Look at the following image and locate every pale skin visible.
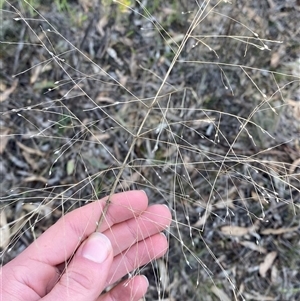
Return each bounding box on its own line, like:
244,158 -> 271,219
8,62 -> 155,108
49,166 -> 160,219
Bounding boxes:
0,190 -> 172,301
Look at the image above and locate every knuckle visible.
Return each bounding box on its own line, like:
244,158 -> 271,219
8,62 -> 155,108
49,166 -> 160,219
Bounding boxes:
59,268 -> 93,294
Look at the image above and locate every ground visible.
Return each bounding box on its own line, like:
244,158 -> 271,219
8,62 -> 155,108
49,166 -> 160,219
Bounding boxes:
1,1 -> 300,300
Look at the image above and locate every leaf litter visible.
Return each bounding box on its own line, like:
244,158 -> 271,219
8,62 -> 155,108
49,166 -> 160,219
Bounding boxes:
1,0 -> 300,300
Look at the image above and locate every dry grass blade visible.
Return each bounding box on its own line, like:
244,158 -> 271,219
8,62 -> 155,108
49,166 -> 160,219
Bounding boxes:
1,0 -> 300,300
0,80 -> 18,102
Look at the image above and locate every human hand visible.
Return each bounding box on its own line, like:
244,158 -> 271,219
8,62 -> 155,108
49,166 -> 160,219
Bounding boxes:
0,190 -> 171,301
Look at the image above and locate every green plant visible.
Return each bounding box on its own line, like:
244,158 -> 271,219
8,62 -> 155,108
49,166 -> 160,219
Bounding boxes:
54,0 -> 69,12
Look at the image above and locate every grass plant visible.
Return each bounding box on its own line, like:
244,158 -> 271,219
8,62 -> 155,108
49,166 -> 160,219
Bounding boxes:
1,0 -> 300,300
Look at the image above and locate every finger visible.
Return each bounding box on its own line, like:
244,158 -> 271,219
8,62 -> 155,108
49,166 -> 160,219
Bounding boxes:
106,233 -> 168,286
42,233 -> 113,301
97,276 -> 148,301
7,191 -> 148,299
104,204 -> 171,256
19,190 -> 148,266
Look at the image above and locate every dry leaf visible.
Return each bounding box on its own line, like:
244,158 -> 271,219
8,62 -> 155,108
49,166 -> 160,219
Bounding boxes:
289,158 -> 300,175
261,226 -> 299,235
22,151 -> 40,170
22,203 -> 51,217
89,133 -> 110,142
166,33 -> 185,45
10,213 -> 27,237
129,52 -> 137,77
0,210 -> 10,249
0,81 -> 6,92
162,7 -> 176,15
270,44 -> 286,68
266,0 -> 276,9
288,99 -> 300,119
215,199 -> 235,210
0,80 -> 18,102
259,251 -> 277,278
23,175 -> 48,184
107,48 -> 123,66
66,158 -> 75,176
193,212 -> 210,228
239,241 -> 267,253
271,265 -> 280,284
270,52 -> 281,68
95,95 -> 116,104
210,286 -> 231,301
115,69 -> 127,86
243,292 -> 275,301
251,191 -> 260,202
16,141 -> 44,157
96,15 -> 108,36
221,225 -> 256,237
193,204 -> 212,228
30,64 -> 43,84
0,128 -> 10,154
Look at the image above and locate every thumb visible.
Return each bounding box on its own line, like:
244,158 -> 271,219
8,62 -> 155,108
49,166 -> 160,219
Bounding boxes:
43,232 -> 113,301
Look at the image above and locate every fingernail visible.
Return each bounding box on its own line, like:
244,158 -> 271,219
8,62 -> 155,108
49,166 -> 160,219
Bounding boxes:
141,275 -> 149,287
160,232 -> 168,240
140,190 -> 147,196
162,204 -> 170,210
81,232 -> 112,263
